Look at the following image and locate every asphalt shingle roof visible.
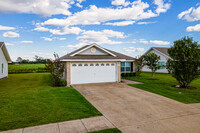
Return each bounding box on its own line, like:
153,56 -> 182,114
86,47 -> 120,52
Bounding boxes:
153,47 -> 169,56
60,44 -> 135,60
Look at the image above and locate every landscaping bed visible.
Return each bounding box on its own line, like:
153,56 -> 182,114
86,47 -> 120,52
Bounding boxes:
0,73 -> 101,131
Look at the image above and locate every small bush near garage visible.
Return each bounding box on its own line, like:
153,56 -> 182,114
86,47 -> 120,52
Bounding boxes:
121,72 -> 136,77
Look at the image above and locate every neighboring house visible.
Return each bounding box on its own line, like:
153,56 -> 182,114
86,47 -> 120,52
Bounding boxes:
60,43 -> 135,86
142,47 -> 170,73
0,42 -> 11,79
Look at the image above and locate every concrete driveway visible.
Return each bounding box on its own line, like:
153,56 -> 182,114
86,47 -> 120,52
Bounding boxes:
73,82 -> 200,133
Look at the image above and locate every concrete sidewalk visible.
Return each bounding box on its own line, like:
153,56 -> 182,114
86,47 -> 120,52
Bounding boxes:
1,116 -> 115,133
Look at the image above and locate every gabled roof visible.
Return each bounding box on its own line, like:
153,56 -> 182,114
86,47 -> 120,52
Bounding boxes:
144,47 -> 170,58
60,43 -> 135,61
0,42 -> 12,63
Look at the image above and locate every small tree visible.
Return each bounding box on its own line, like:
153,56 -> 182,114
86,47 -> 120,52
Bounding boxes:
135,55 -> 144,77
45,53 -> 65,86
166,37 -> 200,88
143,53 -> 161,79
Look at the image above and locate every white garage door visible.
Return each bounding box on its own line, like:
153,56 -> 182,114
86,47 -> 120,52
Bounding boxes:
71,62 -> 117,84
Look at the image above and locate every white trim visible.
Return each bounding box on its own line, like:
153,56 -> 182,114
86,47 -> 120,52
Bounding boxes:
70,43 -> 116,57
61,59 -> 134,62
0,43 -> 11,63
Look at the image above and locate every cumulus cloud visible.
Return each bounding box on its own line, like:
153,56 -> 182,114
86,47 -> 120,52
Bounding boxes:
3,31 -> 20,38
124,47 -> 144,54
104,20 -> 135,26
186,24 -> 200,32
111,0 -> 130,7
76,3 -> 83,8
132,39 -> 170,45
42,1 -> 160,27
41,37 -> 53,41
20,41 -> 33,44
137,21 -> 157,24
154,0 -> 171,14
49,26 -> 83,35
178,6 -> 200,22
65,29 -> 126,49
0,25 -> 15,30
34,26 -> 49,32
0,0 -> 73,17
149,40 -> 170,45
59,38 -> 67,40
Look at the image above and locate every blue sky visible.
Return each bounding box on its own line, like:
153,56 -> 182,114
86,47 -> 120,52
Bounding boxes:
0,0 -> 200,61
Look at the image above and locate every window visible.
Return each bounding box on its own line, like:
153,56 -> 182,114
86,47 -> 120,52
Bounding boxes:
121,62 -> 131,72
84,64 -> 88,66
90,64 -> 94,66
95,63 -> 99,66
2,64 -> 3,73
111,63 -> 115,66
158,62 -> 165,69
78,64 -> 82,66
106,63 -> 110,66
72,64 -> 76,66
101,63 -> 104,66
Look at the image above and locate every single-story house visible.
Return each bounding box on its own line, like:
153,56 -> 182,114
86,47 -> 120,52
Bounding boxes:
142,47 -> 170,73
60,43 -> 136,86
0,42 -> 11,79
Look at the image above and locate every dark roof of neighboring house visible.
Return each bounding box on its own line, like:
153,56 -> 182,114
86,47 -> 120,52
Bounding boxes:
60,44 -> 135,61
152,47 -> 169,56
0,42 -> 3,48
0,42 -> 12,63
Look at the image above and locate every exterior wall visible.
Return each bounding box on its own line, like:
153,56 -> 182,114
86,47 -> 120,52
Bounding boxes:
142,49 -> 169,73
0,48 -> 8,79
66,62 -> 71,87
117,61 -> 121,82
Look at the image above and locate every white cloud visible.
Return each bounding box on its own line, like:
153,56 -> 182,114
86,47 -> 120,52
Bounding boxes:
20,41 -> 33,44
0,25 -> 15,30
105,20 -> 135,26
111,0 -> 130,7
34,26 -> 49,32
5,43 -> 14,46
149,40 -> 170,45
178,6 -> 200,22
124,47 -> 144,54
65,29 -> 126,49
154,0 -> 171,14
76,3 -> 83,8
0,0 -> 73,17
3,31 -> 20,38
41,37 -> 53,41
77,0 -> 85,3
186,24 -> 200,32
49,26 -> 83,35
59,38 -> 67,40
42,1 -> 160,27
137,21 -> 157,24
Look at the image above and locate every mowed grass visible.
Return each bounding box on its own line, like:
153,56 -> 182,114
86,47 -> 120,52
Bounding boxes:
8,64 -> 45,70
124,72 -> 200,104
0,73 -> 101,131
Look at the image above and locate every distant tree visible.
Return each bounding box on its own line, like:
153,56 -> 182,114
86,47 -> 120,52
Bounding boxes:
34,55 -> 47,64
21,59 -> 29,64
45,53 -> 65,86
144,53 -> 161,79
135,55 -> 144,77
166,37 -> 200,88
16,57 -> 23,63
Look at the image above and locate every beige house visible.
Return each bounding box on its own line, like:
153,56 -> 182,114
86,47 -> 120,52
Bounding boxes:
60,43 -> 136,86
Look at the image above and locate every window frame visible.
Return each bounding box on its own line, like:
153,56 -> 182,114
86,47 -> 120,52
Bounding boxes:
121,62 -> 131,72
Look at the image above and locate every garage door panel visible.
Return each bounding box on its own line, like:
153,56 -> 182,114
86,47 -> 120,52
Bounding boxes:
71,62 -> 117,84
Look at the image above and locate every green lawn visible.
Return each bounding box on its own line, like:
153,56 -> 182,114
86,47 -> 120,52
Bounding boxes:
8,64 -> 45,70
89,128 -> 122,133
0,73 -> 101,131
124,72 -> 200,104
